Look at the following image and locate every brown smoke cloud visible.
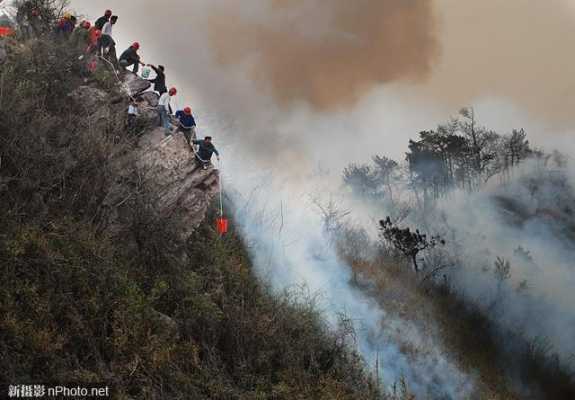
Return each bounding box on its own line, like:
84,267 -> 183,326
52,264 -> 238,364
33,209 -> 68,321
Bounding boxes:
206,0 -> 575,126
207,0 -> 439,110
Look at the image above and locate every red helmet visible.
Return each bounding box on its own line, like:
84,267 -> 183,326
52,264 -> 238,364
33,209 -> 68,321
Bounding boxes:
105,10 -> 112,17
83,21 -> 91,29
132,42 -> 140,50
169,87 -> 177,96
184,107 -> 192,115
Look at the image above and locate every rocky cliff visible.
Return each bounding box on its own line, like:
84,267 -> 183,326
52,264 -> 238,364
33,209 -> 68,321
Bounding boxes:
69,72 -> 219,239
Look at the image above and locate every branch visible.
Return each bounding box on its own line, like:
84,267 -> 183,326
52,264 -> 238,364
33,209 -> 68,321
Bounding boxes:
420,264 -> 454,284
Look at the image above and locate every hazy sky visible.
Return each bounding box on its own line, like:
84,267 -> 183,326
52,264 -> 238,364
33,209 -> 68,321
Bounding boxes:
71,0 -> 575,169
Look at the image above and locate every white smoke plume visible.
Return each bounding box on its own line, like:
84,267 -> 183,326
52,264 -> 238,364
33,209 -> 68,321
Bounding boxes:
431,159 -> 575,367
225,169 -> 475,397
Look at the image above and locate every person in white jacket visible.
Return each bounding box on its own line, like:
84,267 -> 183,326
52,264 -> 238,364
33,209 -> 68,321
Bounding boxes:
98,15 -> 117,57
157,87 -> 177,135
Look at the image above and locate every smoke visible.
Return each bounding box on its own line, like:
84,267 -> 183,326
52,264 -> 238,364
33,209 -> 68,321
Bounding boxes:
226,171 -> 475,397
204,0 -> 575,127
432,160 -> 575,368
206,0 -> 439,110
69,0 -> 575,396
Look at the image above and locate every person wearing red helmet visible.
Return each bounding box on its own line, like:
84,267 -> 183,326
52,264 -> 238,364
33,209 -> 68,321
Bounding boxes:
94,10 -> 112,31
91,10 -> 110,56
157,87 -> 177,135
119,42 -> 144,74
98,15 -> 117,57
175,106 -> 197,145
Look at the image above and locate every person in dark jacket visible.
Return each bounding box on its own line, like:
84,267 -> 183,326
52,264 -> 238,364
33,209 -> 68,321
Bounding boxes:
94,9 -> 112,31
119,42 -> 144,73
192,136 -> 220,169
175,107 -> 196,145
147,64 -> 167,94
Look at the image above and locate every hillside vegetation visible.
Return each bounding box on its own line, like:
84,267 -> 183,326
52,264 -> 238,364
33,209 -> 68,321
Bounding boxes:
335,110 -> 575,399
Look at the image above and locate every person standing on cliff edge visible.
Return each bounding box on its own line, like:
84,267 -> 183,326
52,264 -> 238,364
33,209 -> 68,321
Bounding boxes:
157,87 -> 177,136
192,136 -> 220,170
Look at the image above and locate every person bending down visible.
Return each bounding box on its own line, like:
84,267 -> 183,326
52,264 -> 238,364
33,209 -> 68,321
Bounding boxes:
119,42 -> 144,74
192,136 -> 220,170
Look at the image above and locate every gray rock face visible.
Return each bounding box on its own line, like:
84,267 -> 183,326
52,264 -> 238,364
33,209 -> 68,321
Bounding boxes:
136,128 -> 220,236
68,85 -> 108,110
139,91 -> 159,107
104,128 -> 219,239
69,75 -> 218,240
137,91 -> 160,126
123,73 -> 151,96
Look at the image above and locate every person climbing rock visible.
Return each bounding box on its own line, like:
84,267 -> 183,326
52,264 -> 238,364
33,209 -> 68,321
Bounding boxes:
157,87 -> 177,136
147,64 -> 167,95
119,42 -> 144,74
175,106 -> 197,145
98,15 -> 117,57
192,136 -> 220,170
94,9 -> 112,31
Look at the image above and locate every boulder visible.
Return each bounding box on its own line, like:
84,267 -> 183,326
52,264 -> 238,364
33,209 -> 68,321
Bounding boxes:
122,73 -> 151,96
139,91 -> 159,107
137,91 -> 160,126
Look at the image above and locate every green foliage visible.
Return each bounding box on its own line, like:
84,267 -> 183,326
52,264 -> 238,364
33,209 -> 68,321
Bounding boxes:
379,217 -> 444,273
0,213 -> 382,399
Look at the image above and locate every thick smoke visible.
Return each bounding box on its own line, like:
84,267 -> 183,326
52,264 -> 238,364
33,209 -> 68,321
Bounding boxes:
207,0 -> 439,110
433,160 -> 575,369
226,172 -> 475,398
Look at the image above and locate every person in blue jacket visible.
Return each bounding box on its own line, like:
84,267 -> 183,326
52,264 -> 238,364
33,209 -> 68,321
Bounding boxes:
175,106 -> 196,145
